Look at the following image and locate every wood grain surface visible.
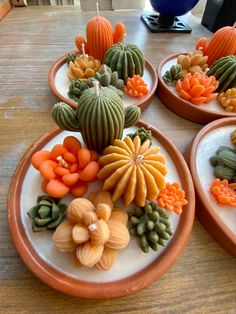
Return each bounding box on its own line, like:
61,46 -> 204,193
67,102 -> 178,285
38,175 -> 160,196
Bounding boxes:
1,7 -> 236,313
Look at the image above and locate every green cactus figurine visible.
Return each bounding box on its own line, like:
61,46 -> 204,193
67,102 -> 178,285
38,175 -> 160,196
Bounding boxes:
27,195 -> 67,232
52,81 -> 141,153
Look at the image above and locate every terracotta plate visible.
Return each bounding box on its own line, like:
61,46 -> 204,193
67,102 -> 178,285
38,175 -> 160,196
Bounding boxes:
8,121 -> 195,298
157,53 -> 236,124
48,50 -> 158,111
186,117 -> 236,255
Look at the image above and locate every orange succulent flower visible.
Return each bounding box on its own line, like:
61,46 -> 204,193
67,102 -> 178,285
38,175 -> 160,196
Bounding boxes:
157,182 -> 188,215
210,178 -> 236,207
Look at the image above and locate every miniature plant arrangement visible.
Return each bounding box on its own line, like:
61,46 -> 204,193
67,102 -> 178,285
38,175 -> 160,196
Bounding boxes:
129,201 -> 173,253
161,24 -> 236,111
52,192 -> 130,270
52,81 -> 141,153
27,195 -> 67,232
97,133 -> 167,206
124,75 -> 148,98
31,135 -> 100,198
24,120 -> 189,275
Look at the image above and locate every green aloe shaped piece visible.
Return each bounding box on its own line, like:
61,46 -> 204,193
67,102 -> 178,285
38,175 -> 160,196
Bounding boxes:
129,201 -> 173,253
127,127 -> 152,145
27,195 -> 67,232
163,64 -> 183,86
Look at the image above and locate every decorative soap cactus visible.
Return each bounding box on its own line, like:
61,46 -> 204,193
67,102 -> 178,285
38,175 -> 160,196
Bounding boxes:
52,81 -> 141,153
75,3 -> 125,62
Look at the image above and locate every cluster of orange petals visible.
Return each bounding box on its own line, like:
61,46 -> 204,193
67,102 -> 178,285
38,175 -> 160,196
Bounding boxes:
157,182 -> 188,215
124,75 -> 148,98
210,179 -> 236,207
176,72 -> 219,105
31,136 -> 100,198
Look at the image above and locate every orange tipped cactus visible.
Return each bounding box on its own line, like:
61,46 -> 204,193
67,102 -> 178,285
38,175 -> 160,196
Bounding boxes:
75,4 -> 125,62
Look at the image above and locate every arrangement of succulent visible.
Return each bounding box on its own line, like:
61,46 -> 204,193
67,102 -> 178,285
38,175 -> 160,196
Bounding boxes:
162,24 -> 236,110
26,10 -> 191,273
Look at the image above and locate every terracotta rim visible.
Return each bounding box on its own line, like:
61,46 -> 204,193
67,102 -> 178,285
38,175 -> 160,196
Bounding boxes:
188,117 -> 236,255
8,120 -> 195,298
48,50 -> 158,111
157,53 -> 236,124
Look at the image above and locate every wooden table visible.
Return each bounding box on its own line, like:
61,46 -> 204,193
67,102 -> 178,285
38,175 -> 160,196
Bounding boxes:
1,7 -> 236,313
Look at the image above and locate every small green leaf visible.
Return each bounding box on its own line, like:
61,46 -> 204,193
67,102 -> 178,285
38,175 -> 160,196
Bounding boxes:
27,205 -> 40,219
32,221 -> 48,232
38,200 -> 52,207
52,203 -> 60,220
38,205 -> 51,219
58,204 -> 67,216
47,215 -> 64,229
34,217 -> 52,226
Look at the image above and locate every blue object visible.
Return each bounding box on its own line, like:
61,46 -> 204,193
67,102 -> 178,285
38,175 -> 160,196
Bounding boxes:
150,0 -> 200,16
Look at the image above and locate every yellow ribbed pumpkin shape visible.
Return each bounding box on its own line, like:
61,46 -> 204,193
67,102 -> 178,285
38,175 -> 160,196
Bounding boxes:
97,135 -> 167,207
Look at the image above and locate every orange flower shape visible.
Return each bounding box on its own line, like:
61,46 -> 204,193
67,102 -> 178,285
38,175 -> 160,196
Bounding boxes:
97,136 -> 167,207
157,182 -> 188,214
52,192 -> 130,270
176,72 -> 219,105
124,75 -> 148,98
210,178 -> 236,207
31,136 -> 99,198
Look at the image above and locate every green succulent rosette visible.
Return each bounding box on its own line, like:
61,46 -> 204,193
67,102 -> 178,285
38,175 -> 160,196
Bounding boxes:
27,195 -> 67,232
127,127 -> 152,145
129,201 -> 173,253
163,64 -> 183,86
